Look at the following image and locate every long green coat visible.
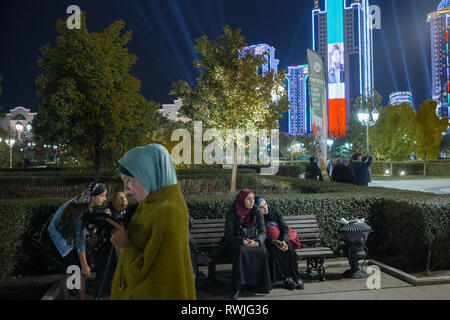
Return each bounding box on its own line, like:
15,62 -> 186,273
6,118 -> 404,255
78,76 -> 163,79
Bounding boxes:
110,183 -> 196,300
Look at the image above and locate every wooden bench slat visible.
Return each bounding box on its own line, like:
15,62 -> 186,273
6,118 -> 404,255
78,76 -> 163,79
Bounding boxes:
296,247 -> 333,252
283,215 -> 318,219
195,238 -> 223,244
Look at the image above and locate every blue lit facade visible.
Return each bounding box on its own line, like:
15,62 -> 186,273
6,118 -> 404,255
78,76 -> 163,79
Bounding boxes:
427,1 -> 450,119
242,43 -> 280,76
389,91 -> 414,109
285,65 -> 312,135
312,0 -> 374,135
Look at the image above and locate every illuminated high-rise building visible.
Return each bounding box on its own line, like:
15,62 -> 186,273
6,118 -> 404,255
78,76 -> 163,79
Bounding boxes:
241,43 -> 280,76
312,0 -> 374,136
285,65 -> 312,135
389,91 -> 414,109
427,0 -> 450,119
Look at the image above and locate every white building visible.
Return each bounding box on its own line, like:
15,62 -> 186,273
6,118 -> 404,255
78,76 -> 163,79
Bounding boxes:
0,106 -> 36,139
158,99 -> 190,123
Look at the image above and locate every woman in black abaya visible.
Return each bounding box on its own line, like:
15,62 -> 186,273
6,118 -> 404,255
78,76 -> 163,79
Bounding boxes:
221,189 -> 272,300
255,197 -> 304,291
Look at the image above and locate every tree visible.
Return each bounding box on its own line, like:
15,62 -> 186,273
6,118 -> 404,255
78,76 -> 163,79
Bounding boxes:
34,13 -> 158,178
0,75 -> 4,118
370,103 -> 417,174
279,133 -> 315,161
349,89 -> 383,154
328,135 -> 353,160
171,26 -> 289,193
440,133 -> 450,158
414,100 -> 449,175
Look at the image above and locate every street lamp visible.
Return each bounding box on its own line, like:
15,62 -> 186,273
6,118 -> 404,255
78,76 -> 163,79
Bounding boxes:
5,138 -> 16,169
15,123 -> 24,141
357,109 -> 379,154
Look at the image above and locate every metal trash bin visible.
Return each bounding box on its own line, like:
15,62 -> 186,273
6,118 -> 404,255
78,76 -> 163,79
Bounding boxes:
338,218 -> 373,279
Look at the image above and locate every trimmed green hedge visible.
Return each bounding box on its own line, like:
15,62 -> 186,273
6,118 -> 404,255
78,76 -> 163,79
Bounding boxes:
371,161 -> 450,177
1,187 -> 449,280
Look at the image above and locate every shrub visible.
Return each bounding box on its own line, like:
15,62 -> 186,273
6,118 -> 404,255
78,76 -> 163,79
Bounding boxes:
371,161 -> 450,176
1,175 -> 449,279
0,200 -> 30,280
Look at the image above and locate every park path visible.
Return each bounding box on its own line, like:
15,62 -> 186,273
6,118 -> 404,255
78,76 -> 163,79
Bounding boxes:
369,179 -> 450,194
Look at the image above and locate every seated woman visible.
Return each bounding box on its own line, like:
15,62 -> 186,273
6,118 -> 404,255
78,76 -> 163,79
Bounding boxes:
219,189 -> 272,300
255,197 -> 304,291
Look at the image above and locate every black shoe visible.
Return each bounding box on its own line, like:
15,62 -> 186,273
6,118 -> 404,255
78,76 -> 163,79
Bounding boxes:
284,278 -> 297,290
295,278 -> 305,290
231,289 -> 240,300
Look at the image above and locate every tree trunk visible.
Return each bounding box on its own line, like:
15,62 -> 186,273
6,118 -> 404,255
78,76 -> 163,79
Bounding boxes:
230,143 -> 238,194
94,150 -> 101,181
423,152 -> 427,177
390,160 -> 393,177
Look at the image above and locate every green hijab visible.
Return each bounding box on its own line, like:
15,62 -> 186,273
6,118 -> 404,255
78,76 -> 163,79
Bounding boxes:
119,144 -> 178,194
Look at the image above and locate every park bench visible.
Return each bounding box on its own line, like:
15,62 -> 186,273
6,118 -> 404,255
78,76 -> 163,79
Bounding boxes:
191,215 -> 334,282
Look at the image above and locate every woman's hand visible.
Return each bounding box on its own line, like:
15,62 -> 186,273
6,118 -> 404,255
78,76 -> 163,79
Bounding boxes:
244,239 -> 260,247
81,265 -> 91,277
106,218 -> 129,249
274,240 -> 288,252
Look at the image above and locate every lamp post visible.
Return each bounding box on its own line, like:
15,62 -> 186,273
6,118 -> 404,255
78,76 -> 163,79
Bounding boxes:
357,109 -> 379,154
15,123 -> 24,141
5,138 -> 16,169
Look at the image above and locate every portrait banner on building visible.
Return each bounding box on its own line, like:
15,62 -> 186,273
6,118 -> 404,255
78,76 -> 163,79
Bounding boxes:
307,49 -> 330,182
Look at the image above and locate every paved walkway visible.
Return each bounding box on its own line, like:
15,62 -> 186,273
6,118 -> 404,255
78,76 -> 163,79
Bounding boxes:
26,259 -> 450,300
195,260 -> 450,300
369,178 -> 450,194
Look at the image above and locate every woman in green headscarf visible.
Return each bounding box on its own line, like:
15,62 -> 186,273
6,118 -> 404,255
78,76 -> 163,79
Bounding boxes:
106,144 -> 196,300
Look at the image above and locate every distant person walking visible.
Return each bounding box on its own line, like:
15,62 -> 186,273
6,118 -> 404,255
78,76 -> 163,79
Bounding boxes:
352,153 -> 373,186
305,156 -> 323,181
332,158 -> 353,184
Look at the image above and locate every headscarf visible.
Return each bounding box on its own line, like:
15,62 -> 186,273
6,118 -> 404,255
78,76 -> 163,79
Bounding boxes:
118,144 -> 178,194
73,182 -> 106,204
255,197 -> 265,207
235,189 -> 254,228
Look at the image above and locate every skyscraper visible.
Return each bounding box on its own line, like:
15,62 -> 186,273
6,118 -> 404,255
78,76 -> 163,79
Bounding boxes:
312,0 -> 374,137
285,65 -> 312,135
389,91 -> 414,109
427,0 -> 450,119
241,43 -> 280,76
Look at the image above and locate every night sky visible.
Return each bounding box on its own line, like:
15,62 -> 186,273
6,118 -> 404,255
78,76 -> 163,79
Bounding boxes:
0,0 -> 441,113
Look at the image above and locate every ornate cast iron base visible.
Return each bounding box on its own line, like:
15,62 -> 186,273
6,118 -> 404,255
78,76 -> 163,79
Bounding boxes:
305,257 -> 326,281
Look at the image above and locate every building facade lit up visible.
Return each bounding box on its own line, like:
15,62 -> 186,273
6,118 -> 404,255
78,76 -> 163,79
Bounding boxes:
389,91 -> 414,109
285,65 -> 312,135
241,43 -> 280,76
427,0 -> 450,119
312,0 -> 374,137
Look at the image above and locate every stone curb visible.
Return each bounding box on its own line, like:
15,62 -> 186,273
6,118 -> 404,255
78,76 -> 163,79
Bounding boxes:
368,260 -> 450,286
41,273 -> 97,300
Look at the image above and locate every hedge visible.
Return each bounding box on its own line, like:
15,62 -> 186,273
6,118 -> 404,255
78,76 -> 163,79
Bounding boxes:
369,161 -> 450,177
1,187 -> 449,280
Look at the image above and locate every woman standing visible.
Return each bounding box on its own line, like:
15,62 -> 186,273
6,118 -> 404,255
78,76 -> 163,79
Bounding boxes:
48,182 -> 108,300
220,189 -> 271,300
106,144 -> 196,300
255,197 -> 304,291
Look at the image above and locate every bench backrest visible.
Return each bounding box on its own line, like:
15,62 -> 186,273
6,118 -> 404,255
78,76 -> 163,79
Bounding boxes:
191,215 -> 321,250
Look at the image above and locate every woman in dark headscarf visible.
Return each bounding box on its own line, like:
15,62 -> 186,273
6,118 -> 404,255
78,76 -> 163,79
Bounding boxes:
222,189 -> 272,300
48,182 -> 108,300
255,197 -> 304,291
